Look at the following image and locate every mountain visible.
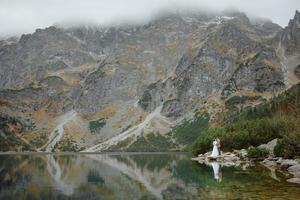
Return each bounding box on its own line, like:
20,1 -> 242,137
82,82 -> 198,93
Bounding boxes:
190,81 -> 300,158
0,10 -> 299,152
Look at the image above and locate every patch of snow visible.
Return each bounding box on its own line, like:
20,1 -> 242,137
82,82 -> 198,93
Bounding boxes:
203,16 -> 235,26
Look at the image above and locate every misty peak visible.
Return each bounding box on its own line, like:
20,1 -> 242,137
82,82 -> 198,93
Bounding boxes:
294,10 -> 300,20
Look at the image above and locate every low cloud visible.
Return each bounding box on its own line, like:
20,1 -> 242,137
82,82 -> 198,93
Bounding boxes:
0,0 -> 299,37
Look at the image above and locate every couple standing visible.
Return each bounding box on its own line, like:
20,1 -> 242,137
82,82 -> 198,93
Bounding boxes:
211,138 -> 221,157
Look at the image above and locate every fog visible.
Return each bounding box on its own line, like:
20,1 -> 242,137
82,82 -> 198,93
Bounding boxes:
0,0 -> 299,37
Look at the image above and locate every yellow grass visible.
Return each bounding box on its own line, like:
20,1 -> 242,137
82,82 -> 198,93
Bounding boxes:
80,105 -> 117,120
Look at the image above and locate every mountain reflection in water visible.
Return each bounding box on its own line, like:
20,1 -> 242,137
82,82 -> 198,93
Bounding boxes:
0,153 -> 300,200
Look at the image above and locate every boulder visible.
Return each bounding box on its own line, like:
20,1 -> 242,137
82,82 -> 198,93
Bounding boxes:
192,151 -> 241,167
280,159 -> 299,168
287,178 -> 300,184
261,159 -> 277,168
288,164 -> 300,177
233,149 -> 248,158
258,139 -> 277,155
204,151 -> 212,157
276,157 -> 283,164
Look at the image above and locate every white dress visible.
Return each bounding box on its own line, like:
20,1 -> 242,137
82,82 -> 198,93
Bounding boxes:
211,141 -> 219,157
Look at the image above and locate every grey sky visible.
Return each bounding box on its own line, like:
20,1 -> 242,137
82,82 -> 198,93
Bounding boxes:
0,0 -> 299,37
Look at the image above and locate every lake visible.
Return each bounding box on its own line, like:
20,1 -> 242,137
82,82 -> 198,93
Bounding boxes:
0,153 -> 299,199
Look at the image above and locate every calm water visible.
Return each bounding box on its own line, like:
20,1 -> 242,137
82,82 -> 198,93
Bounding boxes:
0,153 -> 299,200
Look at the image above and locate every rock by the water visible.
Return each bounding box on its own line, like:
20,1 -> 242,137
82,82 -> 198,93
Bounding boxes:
261,159 -> 277,168
280,159 -> 299,168
288,164 -> 300,177
192,151 -> 244,167
276,157 -> 283,164
287,177 -> 300,184
233,149 -> 248,158
258,139 -> 278,155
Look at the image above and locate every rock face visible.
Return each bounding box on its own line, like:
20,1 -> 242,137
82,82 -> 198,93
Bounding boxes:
281,10 -> 300,55
287,163 -> 300,184
139,15 -> 286,118
295,64 -> 300,78
0,10 -> 299,151
258,139 -> 278,155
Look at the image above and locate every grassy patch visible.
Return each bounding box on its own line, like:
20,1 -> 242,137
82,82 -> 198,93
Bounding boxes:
106,137 -> 133,151
89,118 -> 106,133
56,137 -> 79,152
171,113 -> 209,146
147,133 -> 176,149
107,132 -> 178,152
126,135 -> 151,152
247,147 -> 269,159
227,82 -> 300,123
0,135 -> 33,151
125,133 -> 178,152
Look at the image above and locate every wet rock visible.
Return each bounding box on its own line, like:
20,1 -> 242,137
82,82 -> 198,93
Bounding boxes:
285,163 -> 300,184
276,157 -> 284,164
261,159 -> 277,168
233,149 -> 248,158
281,10 -> 300,55
287,177 -> 300,184
193,151 -> 241,167
280,159 -> 299,168
288,164 -> 300,177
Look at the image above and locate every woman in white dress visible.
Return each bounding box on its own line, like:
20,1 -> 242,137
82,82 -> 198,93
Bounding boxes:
211,139 -> 220,157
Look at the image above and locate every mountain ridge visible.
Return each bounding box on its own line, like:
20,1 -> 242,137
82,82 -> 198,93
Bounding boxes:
0,10 -> 299,152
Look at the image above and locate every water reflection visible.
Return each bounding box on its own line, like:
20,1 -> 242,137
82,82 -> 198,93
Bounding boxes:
211,162 -> 222,182
0,153 -> 300,200
47,155 -> 81,196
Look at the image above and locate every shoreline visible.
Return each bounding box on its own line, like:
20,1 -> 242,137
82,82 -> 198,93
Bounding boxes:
0,151 -> 189,156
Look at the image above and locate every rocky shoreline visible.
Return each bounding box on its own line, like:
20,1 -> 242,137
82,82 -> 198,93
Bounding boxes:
192,139 -> 300,184
260,157 -> 300,184
191,151 -> 250,167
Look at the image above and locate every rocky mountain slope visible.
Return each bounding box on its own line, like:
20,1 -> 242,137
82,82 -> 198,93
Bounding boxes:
0,10 -> 299,152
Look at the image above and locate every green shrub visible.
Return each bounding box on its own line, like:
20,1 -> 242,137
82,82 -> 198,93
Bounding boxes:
146,133 -> 176,150
191,83 -> 300,158
226,83 -> 300,123
247,147 -> 269,159
112,133 -> 178,152
190,118 -> 294,156
274,138 -> 296,159
190,128 -> 226,155
172,113 -> 209,146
